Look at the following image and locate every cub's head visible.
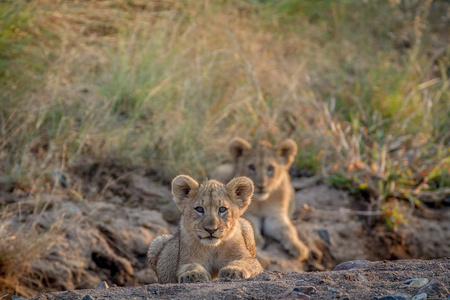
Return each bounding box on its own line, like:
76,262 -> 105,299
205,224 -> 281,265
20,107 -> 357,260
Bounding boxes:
172,175 -> 254,246
229,137 -> 297,201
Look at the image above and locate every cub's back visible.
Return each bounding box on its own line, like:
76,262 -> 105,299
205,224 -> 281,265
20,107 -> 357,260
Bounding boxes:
149,233 -> 180,284
239,218 -> 257,256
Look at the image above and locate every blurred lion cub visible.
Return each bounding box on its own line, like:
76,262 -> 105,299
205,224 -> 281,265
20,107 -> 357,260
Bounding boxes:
211,138 -> 309,261
147,175 -> 263,283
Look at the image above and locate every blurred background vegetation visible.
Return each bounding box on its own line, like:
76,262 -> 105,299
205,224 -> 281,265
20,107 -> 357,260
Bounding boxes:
0,0 -> 449,295
2,0 -> 448,202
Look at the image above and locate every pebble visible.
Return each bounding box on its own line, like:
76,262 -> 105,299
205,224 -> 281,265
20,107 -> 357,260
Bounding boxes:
333,260 -> 370,271
81,295 -> 94,300
418,280 -> 449,298
317,229 -> 331,245
374,293 -> 411,300
96,281 -> 109,289
293,286 -> 316,295
357,274 -> 368,282
405,278 -> 428,288
412,293 -> 427,300
11,297 -> 26,300
327,287 -> 342,297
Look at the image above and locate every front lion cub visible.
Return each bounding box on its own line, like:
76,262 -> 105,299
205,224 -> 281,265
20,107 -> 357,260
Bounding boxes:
147,175 -> 263,284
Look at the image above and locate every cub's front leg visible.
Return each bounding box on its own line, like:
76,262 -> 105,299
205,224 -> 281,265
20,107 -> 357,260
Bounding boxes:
219,258 -> 263,280
264,215 -> 309,261
178,263 -> 211,283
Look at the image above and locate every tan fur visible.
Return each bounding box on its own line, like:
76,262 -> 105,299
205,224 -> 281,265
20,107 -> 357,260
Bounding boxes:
147,175 -> 263,284
211,138 -> 309,261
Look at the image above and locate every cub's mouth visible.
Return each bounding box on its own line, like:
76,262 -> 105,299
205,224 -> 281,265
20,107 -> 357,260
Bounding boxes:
197,234 -> 221,245
253,192 -> 270,201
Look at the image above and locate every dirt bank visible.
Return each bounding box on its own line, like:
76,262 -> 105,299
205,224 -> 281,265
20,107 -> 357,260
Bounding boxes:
2,169 -> 450,297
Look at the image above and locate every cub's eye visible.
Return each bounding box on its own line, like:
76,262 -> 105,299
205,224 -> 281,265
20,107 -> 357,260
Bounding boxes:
267,165 -> 274,175
195,206 -> 204,213
248,164 -> 256,174
218,207 -> 227,213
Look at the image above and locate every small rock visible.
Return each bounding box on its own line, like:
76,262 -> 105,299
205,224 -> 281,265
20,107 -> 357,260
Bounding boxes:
327,287 -> 342,297
293,286 -> 316,295
374,293 -> 411,300
96,281 -> 109,289
418,280 -> 449,298
11,296 -> 26,300
81,295 -> 94,300
412,293 -> 427,300
405,278 -> 428,288
281,291 -> 310,299
357,274 -> 368,282
318,229 -> 331,245
333,260 -> 370,271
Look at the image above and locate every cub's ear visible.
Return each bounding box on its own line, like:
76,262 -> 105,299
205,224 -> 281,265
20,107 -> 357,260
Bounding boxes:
229,137 -> 251,163
227,176 -> 254,211
278,139 -> 297,166
171,175 -> 199,210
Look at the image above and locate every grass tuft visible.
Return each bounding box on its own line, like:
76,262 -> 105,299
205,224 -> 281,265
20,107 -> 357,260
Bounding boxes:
0,211 -> 60,297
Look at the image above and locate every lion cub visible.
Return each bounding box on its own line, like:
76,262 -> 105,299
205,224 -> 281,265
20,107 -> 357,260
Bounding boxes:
147,175 -> 263,284
211,138 -> 309,261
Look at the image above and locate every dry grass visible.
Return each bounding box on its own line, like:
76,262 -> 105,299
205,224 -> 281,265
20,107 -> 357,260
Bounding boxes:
0,0 -> 449,294
0,1 -> 447,196
0,207 -> 60,297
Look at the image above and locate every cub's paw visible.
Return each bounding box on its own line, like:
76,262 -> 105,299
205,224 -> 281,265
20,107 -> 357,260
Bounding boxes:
284,239 -> 310,261
219,267 -> 249,280
178,270 -> 211,283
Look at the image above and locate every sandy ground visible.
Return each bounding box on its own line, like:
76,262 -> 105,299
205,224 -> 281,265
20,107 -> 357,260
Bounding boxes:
30,258 -> 450,300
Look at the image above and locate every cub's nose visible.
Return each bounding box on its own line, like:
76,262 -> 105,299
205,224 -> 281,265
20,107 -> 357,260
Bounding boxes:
204,227 -> 219,234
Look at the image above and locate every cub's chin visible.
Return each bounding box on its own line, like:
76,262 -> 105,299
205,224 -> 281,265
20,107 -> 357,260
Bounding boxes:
199,237 -> 222,246
253,193 -> 270,201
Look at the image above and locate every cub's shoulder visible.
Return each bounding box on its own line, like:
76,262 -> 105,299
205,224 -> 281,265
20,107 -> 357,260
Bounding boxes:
238,218 -> 257,256
147,234 -> 173,269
